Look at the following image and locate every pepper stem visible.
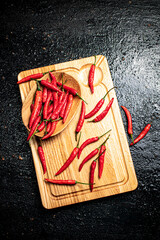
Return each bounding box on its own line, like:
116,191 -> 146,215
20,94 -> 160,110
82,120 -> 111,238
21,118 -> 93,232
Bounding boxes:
93,149 -> 106,162
93,55 -> 97,66
97,134 -> 110,149
76,93 -> 88,104
102,86 -> 117,100
44,117 -> 62,122
61,73 -> 64,91
98,129 -> 112,139
76,181 -> 95,185
76,132 -> 81,148
36,80 -> 41,91
130,134 -> 134,144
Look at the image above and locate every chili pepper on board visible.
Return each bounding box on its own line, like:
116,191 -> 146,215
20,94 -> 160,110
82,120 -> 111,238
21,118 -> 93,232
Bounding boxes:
28,81 -> 42,129
89,98 -> 114,122
75,101 -> 86,141
88,55 -> 96,94
90,160 -> 96,192
85,87 -> 117,119
49,71 -> 57,86
78,129 -> 111,159
45,179 -> 92,185
79,135 -> 110,172
27,116 -> 41,141
62,94 -> 73,123
41,121 -> 58,140
56,82 -> 88,104
40,80 -> 62,93
121,106 -> 134,144
38,145 -> 47,174
17,73 -> 44,84
130,123 -> 151,146
98,135 -> 110,178
55,132 -> 82,176
60,92 -> 69,119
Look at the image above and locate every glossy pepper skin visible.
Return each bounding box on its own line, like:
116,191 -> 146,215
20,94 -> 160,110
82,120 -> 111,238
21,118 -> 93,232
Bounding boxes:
17,73 -> 44,84
38,145 -> 47,174
75,101 -> 86,139
130,123 -> 151,146
98,145 -> 106,179
121,106 -> 134,143
27,116 -> 41,141
79,148 -> 99,172
40,80 -> 62,93
41,121 -> 58,140
62,94 -> 73,123
45,179 -> 91,185
90,160 -> 96,192
88,56 -> 96,94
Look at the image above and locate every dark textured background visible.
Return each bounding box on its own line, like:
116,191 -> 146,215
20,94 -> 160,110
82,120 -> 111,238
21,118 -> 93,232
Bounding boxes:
0,0 -> 160,239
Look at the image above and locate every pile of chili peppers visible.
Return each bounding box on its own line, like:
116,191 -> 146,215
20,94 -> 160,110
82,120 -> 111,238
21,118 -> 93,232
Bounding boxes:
18,59 -> 151,192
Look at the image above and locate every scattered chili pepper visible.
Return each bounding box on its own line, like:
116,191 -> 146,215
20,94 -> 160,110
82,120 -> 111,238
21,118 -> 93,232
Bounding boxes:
40,80 -> 62,93
85,87 -> 117,119
45,178 -> 91,185
75,101 -> 86,141
130,123 -> 151,146
121,106 -> 134,144
41,121 -> 58,140
56,82 -> 88,104
17,73 -> 44,84
55,132 -> 81,176
90,161 -> 96,192
38,144 -> 47,174
98,135 -> 110,179
28,81 -> 42,129
62,93 -> 73,123
88,55 -> 96,94
27,116 -> 41,141
78,129 -> 111,159
89,98 -> 114,122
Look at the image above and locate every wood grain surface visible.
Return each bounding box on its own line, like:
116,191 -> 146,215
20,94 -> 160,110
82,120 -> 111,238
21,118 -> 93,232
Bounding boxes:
18,55 -> 138,209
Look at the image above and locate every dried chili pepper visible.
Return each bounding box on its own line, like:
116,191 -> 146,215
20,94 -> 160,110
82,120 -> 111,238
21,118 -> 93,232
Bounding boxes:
98,135 -> 110,178
75,101 -> 86,141
78,129 -> 111,159
40,80 -> 62,93
55,132 -> 81,176
85,87 -> 116,119
121,106 -> 134,144
27,116 -> 41,141
62,94 -> 73,123
38,145 -> 47,174
130,123 -> 151,146
88,55 -> 96,94
17,73 -> 44,84
89,98 -> 114,122
45,179 -> 91,185
28,81 -> 42,129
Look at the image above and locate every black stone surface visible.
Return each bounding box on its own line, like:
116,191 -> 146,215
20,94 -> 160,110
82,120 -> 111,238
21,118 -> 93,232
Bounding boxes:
0,0 -> 160,239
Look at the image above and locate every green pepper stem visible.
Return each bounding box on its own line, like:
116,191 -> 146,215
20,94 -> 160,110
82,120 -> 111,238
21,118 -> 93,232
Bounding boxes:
36,80 -> 41,91
102,86 -> 117,100
76,181 -> 95,185
93,55 -> 97,66
98,129 -> 112,139
93,149 -> 106,162
130,134 -> 134,144
76,132 -> 81,147
97,134 -> 110,149
76,93 -> 88,105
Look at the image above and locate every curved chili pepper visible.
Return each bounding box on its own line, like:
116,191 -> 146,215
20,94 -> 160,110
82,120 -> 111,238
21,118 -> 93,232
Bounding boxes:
60,92 -> 69,119
56,82 -> 87,104
47,103 -> 54,114
85,87 -> 116,119
28,82 -> 42,129
89,98 -> 114,122
90,160 -> 96,192
42,79 -> 48,103
75,101 -> 86,141
30,103 -> 34,112
98,135 -> 110,178
62,94 -> 73,123
17,73 -> 44,84
49,71 -> 57,86
38,145 -> 47,174
45,178 -> 91,185
88,55 -> 96,94
40,80 -> 62,93
36,112 -> 52,133
78,129 -> 111,159
121,106 -> 134,143
46,121 -> 52,133
51,92 -> 68,120
41,121 -> 58,140
27,116 -> 41,141
130,123 -> 151,146
55,133 -> 81,176
43,90 -> 52,119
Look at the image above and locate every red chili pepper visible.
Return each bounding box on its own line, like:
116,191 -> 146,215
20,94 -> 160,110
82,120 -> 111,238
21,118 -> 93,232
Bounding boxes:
85,87 -> 116,119
38,145 -> 47,174
46,121 -> 52,133
51,92 -> 68,120
27,116 -> 41,141
17,73 -> 44,84
28,82 -> 42,129
130,123 -> 151,146
30,103 -> 34,112
78,129 -> 111,159
55,133 -> 81,176
62,94 -> 73,123
45,178 -> 91,185
75,101 -> 86,140
49,71 -> 57,86
98,135 -> 110,178
89,98 -> 114,122
88,56 -> 96,94
121,106 -> 134,143
47,103 -> 54,114
79,136 -> 110,171
56,82 -> 88,104
60,92 -> 69,119
53,92 -> 58,112
36,112 -> 52,133
41,121 -> 58,140
42,79 -> 48,103
90,160 -> 96,192
43,90 -> 52,119
40,80 -> 62,93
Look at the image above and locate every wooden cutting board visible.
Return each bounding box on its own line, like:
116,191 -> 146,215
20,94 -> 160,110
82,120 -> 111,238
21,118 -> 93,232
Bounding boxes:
18,55 -> 138,209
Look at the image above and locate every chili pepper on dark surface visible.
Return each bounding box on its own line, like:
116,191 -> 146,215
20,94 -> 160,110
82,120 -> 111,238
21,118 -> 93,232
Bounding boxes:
121,106 -> 134,144
75,101 -> 86,141
56,82 -> 88,104
85,87 -> 117,119
28,81 -> 42,129
55,132 -> 81,176
40,80 -> 62,93
27,116 -> 41,141
17,73 -> 44,84
38,145 -> 47,174
45,178 -> 91,185
79,136 -> 110,171
89,98 -> 114,122
88,55 -> 96,94
62,94 -> 73,123
130,123 -> 151,146
98,135 -> 110,179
